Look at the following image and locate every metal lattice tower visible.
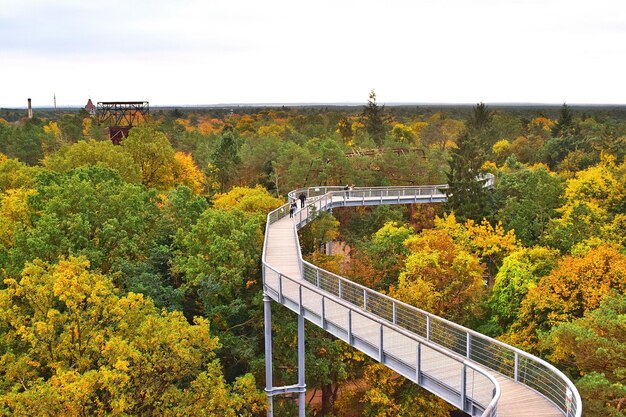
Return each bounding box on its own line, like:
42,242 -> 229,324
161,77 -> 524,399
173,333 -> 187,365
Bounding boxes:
96,101 -> 149,144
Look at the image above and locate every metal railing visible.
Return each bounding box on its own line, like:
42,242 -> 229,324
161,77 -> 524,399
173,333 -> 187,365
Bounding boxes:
263,184 -> 581,417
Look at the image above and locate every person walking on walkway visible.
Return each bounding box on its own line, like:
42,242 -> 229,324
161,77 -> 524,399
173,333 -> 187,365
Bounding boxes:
298,192 -> 306,208
289,202 -> 297,218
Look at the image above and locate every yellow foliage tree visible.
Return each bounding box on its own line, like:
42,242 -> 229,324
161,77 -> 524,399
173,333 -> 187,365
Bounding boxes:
0,188 -> 35,247
391,229 -> 485,323
507,245 -> 626,350
212,185 -> 284,215
0,257 -> 266,416
172,152 -> 207,194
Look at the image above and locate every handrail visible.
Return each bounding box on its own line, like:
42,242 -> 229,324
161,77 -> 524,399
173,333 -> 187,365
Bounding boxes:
264,258 -> 500,415
263,183 -> 581,417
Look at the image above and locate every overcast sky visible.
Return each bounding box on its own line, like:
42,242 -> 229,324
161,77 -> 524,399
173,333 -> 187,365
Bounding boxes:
1,0 -> 625,107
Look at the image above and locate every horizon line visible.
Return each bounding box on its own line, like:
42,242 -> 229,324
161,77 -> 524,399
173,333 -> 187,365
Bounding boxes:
4,101 -> 626,110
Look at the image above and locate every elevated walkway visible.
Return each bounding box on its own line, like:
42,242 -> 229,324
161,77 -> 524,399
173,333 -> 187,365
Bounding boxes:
262,184 -> 581,417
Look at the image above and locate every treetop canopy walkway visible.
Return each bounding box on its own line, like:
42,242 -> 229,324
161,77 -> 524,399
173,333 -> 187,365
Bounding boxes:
262,183 -> 581,417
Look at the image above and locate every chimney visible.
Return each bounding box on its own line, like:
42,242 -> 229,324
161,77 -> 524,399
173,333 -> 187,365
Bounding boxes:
27,98 -> 33,119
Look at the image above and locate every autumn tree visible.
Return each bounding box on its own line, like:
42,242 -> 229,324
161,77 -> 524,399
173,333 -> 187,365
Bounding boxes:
44,139 -> 142,184
508,245 -> 626,350
391,228 -> 485,324
172,151 -> 208,194
543,156 -> 626,253
212,185 -> 284,215
0,257 -> 266,416
545,292 -> 626,417
334,364 -> 452,417
122,125 -> 177,189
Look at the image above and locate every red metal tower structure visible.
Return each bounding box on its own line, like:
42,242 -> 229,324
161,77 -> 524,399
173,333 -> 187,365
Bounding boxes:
96,101 -> 149,144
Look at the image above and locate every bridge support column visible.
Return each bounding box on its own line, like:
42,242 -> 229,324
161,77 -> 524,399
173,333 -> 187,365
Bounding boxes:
264,293 -> 306,417
264,294 -> 274,416
297,314 -> 306,417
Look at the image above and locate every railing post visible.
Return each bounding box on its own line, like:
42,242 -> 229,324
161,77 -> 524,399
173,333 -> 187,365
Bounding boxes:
461,365 -> 467,412
426,316 -> 431,340
416,342 -> 421,383
278,274 -> 283,303
316,269 -> 320,288
298,285 -> 303,314
347,309 -> 352,344
320,297 -> 325,329
466,333 -> 471,359
379,324 -> 384,362
514,352 -> 519,381
363,290 -> 368,311
338,280 -> 343,299
392,301 -> 397,325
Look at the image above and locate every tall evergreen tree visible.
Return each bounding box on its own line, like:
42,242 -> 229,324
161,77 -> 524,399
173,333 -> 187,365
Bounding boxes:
551,102 -> 574,137
361,89 -> 387,146
445,103 -> 493,221
211,126 -> 241,191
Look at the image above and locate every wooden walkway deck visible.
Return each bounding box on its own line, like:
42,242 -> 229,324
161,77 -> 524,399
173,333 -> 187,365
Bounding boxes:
264,194 -> 566,417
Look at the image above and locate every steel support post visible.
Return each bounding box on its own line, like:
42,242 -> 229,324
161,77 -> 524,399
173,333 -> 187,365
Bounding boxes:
263,294 -> 274,416
297,314 -> 306,417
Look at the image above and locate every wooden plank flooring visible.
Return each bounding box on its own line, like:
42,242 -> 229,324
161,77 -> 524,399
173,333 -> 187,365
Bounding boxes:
264,198 -> 563,417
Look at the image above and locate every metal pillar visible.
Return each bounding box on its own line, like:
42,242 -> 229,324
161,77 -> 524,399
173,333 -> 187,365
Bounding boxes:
297,314 -> 306,417
264,294 -> 274,416
264,292 -> 306,417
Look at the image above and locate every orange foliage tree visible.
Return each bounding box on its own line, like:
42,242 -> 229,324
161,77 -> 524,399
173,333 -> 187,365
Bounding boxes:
507,245 -> 626,350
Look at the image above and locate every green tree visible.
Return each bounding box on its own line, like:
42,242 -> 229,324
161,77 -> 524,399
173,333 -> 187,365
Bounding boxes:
7,167 -> 162,277
122,125 -> 177,189
445,103 -> 493,221
361,89 -> 387,147
44,139 -> 142,183
546,292 -> 626,417
486,246 -> 560,334
172,208 -> 263,378
493,163 -> 565,246
212,127 -> 242,192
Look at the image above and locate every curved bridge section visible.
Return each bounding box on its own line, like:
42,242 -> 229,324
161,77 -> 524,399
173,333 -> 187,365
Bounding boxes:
262,185 -> 581,417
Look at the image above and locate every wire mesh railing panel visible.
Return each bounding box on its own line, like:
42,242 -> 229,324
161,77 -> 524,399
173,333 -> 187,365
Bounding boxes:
340,279 -> 365,308
302,264 -> 317,286
430,319 -> 468,356
419,343 -> 464,391
319,270 -> 340,297
469,336 -> 515,379
300,286 -> 322,317
264,267 -> 280,293
349,309 -> 380,348
518,355 -> 568,412
269,204 -> 290,224
365,292 -> 394,322
465,367 -> 496,412
323,297 -> 349,330
394,303 -> 428,338
382,326 -> 418,366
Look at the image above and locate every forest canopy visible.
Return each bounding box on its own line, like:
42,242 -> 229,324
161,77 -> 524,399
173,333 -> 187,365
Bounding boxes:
0,99 -> 624,416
